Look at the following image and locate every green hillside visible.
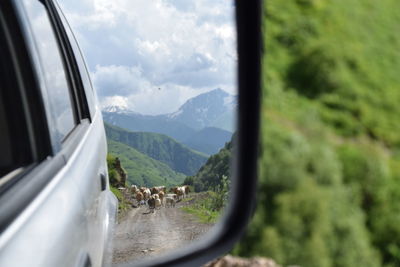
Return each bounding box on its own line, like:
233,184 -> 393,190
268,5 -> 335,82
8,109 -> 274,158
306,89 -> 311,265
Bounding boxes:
105,123 -> 208,176
107,139 -> 185,187
184,138 -> 233,192
233,1 -> 400,267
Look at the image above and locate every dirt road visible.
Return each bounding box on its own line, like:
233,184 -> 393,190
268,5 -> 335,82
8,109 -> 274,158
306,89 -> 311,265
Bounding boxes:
112,199 -> 213,266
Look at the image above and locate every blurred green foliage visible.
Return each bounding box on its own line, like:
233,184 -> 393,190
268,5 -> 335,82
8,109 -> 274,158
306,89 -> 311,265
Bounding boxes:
233,0 -> 400,266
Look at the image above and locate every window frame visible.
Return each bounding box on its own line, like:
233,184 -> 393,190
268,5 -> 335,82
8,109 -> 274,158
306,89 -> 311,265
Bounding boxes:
52,0 -> 97,119
43,0 -> 92,125
39,0 -> 94,159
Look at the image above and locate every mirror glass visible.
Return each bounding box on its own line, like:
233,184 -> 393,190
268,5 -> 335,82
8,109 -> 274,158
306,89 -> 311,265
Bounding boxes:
60,0 -> 237,264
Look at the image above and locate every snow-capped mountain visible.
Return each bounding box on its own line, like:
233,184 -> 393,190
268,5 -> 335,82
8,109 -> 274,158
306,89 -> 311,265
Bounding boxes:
102,105 -> 138,115
167,88 -> 237,131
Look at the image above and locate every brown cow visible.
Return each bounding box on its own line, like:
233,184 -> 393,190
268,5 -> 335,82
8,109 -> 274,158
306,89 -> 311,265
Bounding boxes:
169,186 -> 178,193
151,187 -> 160,195
136,191 -> 144,205
140,187 -> 147,193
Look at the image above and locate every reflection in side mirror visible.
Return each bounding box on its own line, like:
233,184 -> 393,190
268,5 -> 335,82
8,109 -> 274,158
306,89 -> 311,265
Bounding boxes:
60,0 -> 237,265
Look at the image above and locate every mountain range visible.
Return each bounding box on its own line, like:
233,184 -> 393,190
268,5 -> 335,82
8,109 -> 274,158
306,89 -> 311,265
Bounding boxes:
165,88 -> 236,131
102,88 -> 236,155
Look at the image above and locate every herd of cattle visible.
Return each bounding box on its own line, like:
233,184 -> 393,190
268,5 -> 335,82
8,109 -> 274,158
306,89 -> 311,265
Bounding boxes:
124,185 -> 191,212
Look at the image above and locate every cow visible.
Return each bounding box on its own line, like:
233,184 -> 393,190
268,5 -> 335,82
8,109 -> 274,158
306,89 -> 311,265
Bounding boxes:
136,191 -> 144,205
151,187 -> 160,195
131,185 -> 138,194
158,186 -> 166,193
166,193 -> 178,200
165,197 -> 176,208
158,191 -> 165,206
140,187 -> 147,193
147,196 -> 156,213
155,198 -> 162,209
142,188 -> 151,201
175,187 -> 185,200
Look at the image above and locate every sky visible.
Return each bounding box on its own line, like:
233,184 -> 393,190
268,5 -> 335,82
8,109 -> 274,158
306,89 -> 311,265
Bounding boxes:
59,0 -> 237,115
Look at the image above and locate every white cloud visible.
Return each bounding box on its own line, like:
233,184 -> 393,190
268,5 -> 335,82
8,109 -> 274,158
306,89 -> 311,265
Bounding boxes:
92,65 -> 149,96
59,0 -> 237,114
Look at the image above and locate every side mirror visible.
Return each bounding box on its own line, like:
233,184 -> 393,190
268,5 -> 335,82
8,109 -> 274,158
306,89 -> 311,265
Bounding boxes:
127,1 -> 262,266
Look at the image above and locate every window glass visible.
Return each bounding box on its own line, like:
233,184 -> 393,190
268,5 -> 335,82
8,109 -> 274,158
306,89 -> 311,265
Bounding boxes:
22,0 -> 75,141
58,9 -> 96,117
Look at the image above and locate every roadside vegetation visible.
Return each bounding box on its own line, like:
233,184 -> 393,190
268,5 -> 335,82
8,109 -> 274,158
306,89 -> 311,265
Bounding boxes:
181,175 -> 230,223
232,1 -> 400,267
110,186 -> 131,217
107,154 -> 132,217
182,138 -> 233,223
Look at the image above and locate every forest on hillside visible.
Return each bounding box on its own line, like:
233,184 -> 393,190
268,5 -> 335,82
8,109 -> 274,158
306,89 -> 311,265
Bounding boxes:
184,138 -> 233,192
233,1 -> 400,267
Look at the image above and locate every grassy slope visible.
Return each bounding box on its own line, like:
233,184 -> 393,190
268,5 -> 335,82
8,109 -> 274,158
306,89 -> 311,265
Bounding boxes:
108,139 -> 185,187
233,1 -> 400,267
105,123 -> 208,176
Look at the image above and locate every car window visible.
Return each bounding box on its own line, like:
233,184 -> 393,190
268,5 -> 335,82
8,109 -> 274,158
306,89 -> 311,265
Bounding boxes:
21,0 -> 76,142
56,6 -> 96,117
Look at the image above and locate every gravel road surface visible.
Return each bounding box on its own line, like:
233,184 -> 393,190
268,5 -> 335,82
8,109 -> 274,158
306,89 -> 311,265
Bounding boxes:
112,199 -> 213,266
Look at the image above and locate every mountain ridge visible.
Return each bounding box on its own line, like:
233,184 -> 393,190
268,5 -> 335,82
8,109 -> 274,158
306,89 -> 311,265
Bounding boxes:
102,88 -> 236,133
105,123 -> 208,176
107,140 -> 186,187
